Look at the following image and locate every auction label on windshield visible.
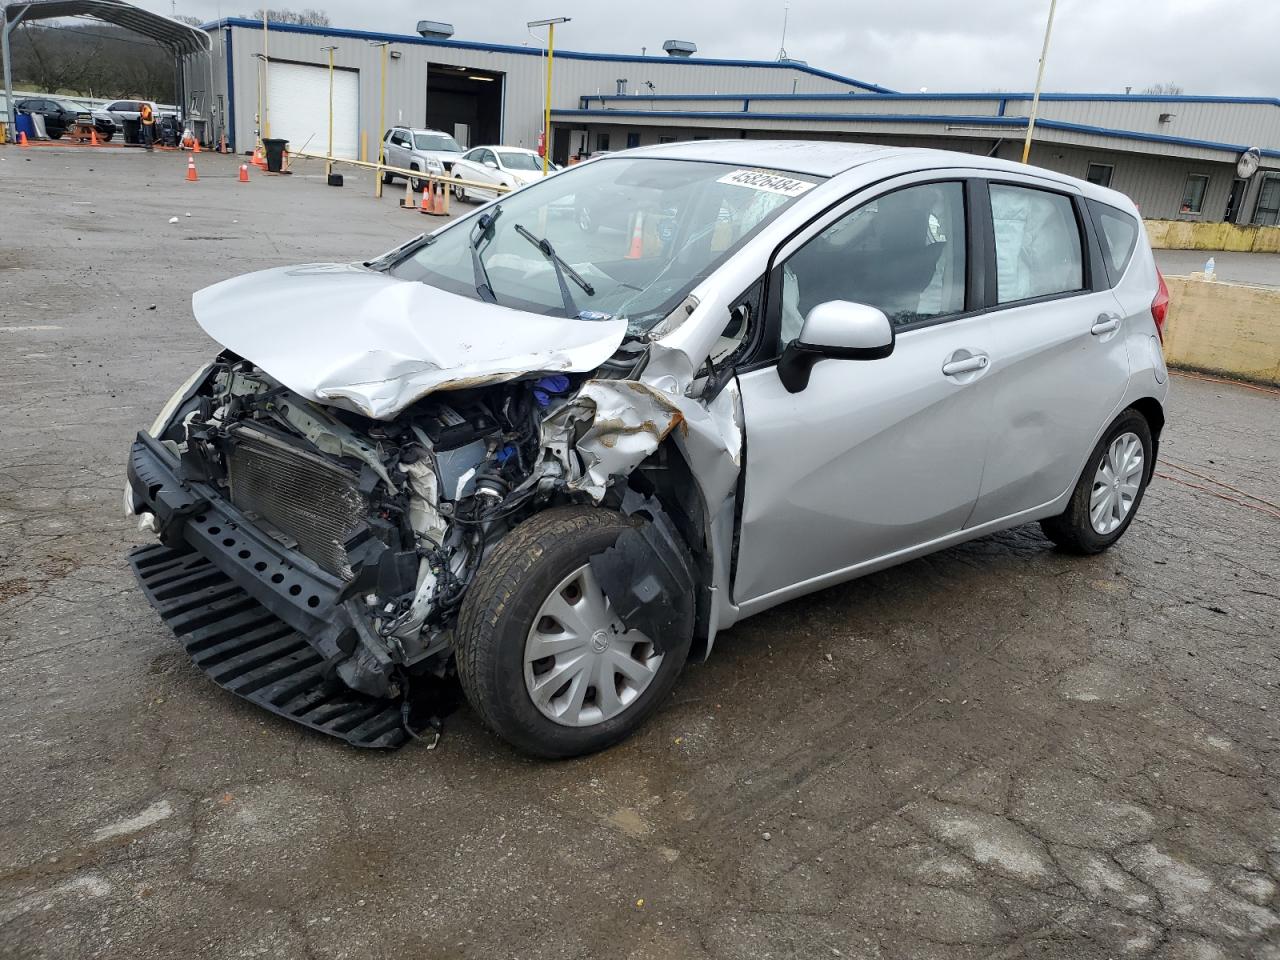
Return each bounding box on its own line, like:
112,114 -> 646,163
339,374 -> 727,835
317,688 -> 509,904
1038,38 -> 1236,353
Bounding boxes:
717,169 -> 815,197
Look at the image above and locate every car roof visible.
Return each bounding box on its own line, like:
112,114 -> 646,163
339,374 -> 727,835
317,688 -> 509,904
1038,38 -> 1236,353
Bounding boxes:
405,128 -> 455,136
623,139 -> 1112,197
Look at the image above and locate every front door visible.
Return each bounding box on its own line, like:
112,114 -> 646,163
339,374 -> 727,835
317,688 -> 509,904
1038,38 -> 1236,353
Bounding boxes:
966,179 -> 1131,527
734,178 -> 991,608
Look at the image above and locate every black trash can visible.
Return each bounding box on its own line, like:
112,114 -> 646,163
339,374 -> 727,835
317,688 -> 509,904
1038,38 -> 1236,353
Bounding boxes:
262,138 -> 288,173
122,117 -> 141,145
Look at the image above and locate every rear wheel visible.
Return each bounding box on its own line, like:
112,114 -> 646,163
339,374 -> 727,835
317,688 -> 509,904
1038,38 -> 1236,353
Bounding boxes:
381,168 -> 395,185
453,177 -> 467,201
455,506 -> 692,758
1040,409 -> 1153,554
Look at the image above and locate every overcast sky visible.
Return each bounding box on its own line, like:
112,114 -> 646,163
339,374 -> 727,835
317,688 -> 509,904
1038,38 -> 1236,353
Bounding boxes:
145,0 -> 1278,96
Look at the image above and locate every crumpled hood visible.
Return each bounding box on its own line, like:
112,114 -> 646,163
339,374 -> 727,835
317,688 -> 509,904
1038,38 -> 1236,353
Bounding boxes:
192,263 -> 628,420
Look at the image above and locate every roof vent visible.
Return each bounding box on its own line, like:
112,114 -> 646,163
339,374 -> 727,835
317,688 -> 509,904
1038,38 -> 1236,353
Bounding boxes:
662,40 -> 697,57
416,21 -> 455,40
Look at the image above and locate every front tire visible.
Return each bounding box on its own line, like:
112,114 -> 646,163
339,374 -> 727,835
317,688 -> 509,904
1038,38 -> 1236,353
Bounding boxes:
455,506 -> 692,758
453,177 -> 466,202
1040,409 -> 1154,554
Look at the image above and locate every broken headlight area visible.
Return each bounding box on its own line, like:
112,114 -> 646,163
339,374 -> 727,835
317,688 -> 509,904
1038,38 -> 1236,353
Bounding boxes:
127,354 -> 585,746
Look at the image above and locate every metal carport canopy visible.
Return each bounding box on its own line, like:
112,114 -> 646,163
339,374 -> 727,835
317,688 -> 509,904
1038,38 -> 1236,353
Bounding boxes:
3,0 -> 211,134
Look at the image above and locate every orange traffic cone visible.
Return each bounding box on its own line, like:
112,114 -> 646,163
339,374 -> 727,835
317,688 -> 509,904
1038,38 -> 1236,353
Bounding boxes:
419,185 -> 431,213
252,145 -> 267,169
90,128 -> 100,145
193,138 -> 201,154
186,156 -> 199,182
238,163 -> 250,183
626,210 -> 645,259
17,131 -> 28,147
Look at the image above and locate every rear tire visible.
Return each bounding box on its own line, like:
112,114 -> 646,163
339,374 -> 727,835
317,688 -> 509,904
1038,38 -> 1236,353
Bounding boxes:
453,178 -> 466,202
1039,409 -> 1154,555
455,506 -> 692,758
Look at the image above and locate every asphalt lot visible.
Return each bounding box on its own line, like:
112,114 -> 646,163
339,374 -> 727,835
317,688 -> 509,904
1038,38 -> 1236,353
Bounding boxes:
2,147 -> 1279,960
1155,249 -> 1280,287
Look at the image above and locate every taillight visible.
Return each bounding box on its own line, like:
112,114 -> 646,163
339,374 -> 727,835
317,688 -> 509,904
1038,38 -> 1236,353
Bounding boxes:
1151,269 -> 1170,343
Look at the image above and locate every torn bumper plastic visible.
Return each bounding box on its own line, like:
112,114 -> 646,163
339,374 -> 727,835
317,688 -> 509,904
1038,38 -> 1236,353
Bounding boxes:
127,432 -> 399,701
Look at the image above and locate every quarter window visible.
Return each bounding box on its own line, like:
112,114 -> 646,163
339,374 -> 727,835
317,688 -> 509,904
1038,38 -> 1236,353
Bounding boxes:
1094,203 -> 1139,280
990,184 -> 1083,303
1086,163 -> 1114,187
780,181 -> 967,347
1180,174 -> 1209,215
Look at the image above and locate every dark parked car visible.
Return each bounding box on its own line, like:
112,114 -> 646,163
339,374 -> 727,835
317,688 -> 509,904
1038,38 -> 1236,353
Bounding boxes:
17,97 -> 115,140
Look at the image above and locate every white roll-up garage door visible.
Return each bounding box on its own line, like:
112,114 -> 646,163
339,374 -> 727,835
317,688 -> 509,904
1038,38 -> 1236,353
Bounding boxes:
266,61 -> 359,159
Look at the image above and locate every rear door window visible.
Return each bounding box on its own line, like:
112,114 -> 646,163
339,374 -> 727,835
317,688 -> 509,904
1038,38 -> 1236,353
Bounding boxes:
1087,200 -> 1140,284
989,184 -> 1084,303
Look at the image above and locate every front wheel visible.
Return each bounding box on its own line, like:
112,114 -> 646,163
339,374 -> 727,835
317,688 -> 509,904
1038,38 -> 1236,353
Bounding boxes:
455,506 -> 692,758
1040,409 -> 1154,554
453,177 -> 467,202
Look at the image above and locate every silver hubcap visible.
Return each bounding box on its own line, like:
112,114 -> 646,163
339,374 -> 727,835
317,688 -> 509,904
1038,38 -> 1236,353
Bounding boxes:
1090,431 -> 1144,534
523,563 -> 663,727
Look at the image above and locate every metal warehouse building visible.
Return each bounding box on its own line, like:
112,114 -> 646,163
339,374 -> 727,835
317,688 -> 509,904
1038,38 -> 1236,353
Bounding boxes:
195,17 -> 1280,224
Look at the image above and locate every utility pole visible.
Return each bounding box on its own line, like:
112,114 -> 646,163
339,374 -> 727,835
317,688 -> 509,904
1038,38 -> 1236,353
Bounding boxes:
322,45 -> 337,178
1021,0 -> 1058,164
369,40 -> 389,197
528,17 -> 570,175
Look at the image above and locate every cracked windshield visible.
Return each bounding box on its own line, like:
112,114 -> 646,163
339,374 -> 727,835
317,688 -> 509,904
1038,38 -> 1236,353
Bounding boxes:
387,157 -> 820,332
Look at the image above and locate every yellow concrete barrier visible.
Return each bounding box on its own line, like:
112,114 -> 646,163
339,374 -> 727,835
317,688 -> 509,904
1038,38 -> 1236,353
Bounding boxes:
1145,219 -> 1280,253
1162,276 -> 1280,386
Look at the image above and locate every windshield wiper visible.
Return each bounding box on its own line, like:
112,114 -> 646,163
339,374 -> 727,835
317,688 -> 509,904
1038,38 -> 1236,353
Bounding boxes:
470,206 -> 502,304
513,223 -> 594,318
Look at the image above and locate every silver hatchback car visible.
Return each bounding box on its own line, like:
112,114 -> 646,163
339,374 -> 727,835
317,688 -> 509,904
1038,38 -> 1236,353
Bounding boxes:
126,141 -> 1169,757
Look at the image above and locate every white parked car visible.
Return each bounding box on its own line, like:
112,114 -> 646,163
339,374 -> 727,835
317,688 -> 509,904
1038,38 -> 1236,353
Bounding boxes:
451,146 -> 557,201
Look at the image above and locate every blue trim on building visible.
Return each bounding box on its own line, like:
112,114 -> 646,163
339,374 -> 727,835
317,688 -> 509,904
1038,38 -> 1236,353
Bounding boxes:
549,107 -> 1280,158
224,26 -> 236,153
200,18 -> 894,92
579,91 -> 1280,107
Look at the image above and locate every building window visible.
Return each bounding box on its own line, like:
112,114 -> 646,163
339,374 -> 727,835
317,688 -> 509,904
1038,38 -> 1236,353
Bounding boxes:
595,133 -> 610,152
626,131 -> 641,149
659,136 -> 677,144
1253,174 -> 1280,227
1085,163 -> 1114,187
1179,174 -> 1209,216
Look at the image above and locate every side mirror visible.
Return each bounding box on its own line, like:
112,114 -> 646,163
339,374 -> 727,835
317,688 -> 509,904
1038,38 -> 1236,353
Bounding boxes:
777,301 -> 895,393
484,159 -> 498,169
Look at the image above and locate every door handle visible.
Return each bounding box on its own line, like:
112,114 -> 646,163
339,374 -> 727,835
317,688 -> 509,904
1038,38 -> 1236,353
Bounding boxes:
941,354 -> 989,376
1091,314 -> 1121,335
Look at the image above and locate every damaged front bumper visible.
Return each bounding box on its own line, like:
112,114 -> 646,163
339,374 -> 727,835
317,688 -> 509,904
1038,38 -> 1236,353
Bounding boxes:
127,432 -> 432,746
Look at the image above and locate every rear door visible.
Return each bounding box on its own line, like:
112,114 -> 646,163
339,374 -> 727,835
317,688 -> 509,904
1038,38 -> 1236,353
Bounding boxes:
966,177 -> 1131,527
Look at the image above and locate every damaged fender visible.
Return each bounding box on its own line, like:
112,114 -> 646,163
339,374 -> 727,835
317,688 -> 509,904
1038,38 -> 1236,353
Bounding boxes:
549,379 -> 742,507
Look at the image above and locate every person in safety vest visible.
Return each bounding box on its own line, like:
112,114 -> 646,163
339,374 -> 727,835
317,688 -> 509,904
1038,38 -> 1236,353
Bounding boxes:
139,101 -> 155,151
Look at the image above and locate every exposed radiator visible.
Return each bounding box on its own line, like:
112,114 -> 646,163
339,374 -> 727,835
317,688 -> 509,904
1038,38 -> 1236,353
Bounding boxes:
225,427 -> 367,580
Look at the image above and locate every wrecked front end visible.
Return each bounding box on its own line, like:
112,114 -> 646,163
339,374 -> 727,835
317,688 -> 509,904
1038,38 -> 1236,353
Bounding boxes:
125,346 -> 723,748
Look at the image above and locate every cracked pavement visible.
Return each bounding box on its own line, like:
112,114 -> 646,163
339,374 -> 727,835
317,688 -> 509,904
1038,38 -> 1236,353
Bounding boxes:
2,149 -> 1279,960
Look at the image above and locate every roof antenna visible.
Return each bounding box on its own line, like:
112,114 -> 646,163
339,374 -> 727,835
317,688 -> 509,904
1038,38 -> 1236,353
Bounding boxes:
776,1 -> 790,61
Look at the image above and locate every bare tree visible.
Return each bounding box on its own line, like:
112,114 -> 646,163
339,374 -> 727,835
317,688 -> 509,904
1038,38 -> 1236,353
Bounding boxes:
244,8 -> 331,26
172,14 -> 204,27
1142,82 -> 1185,96
11,24 -> 177,100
